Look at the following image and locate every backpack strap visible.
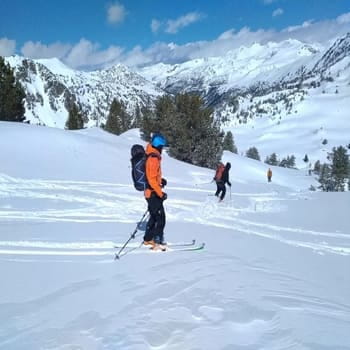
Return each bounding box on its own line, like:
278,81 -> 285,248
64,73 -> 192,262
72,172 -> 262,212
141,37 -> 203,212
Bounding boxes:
147,152 -> 160,160
145,152 -> 161,191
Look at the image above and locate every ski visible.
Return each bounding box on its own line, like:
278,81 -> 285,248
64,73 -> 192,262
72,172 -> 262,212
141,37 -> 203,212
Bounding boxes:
114,239 -> 196,249
115,241 -> 204,259
150,242 -> 205,253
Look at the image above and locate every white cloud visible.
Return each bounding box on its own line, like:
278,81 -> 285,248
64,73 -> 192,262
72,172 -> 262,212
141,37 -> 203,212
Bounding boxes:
122,13 -> 349,67
16,12 -> 350,70
107,2 -> 126,24
0,38 -> 16,56
165,12 -> 204,34
151,19 -> 162,33
64,39 -> 124,69
337,12 -> 350,24
218,29 -> 236,40
272,8 -> 284,17
19,39 -> 123,70
21,41 -> 71,59
285,20 -> 313,33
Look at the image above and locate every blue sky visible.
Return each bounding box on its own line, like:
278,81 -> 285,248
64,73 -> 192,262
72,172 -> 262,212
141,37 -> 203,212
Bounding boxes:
0,0 -> 349,69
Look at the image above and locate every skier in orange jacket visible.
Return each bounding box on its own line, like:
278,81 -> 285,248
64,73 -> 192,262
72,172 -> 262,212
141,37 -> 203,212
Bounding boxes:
143,133 -> 168,248
267,168 -> 272,182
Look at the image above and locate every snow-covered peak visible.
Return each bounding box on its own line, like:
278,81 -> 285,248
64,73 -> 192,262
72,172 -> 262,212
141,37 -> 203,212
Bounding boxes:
36,57 -> 75,76
6,56 -> 164,128
139,38 -> 322,92
4,54 -> 26,67
313,32 -> 350,72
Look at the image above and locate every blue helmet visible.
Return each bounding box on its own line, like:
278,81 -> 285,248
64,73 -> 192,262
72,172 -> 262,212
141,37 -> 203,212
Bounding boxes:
151,133 -> 168,148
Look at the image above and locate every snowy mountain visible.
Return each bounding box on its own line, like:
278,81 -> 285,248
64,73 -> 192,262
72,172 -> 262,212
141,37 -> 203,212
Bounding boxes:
4,33 -> 350,166
138,34 -> 350,166
313,32 -> 350,73
0,121 -> 349,349
139,35 -> 347,122
139,39 -> 321,94
5,56 -> 164,128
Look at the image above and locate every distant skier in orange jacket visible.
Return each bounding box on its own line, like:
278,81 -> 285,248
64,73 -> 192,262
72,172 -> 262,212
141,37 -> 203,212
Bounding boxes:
267,168 -> 272,182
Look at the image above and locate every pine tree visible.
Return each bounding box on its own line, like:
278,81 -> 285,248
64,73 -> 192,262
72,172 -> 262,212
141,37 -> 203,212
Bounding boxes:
140,93 -> 223,168
105,98 -> 131,135
279,158 -> 288,168
133,104 -> 142,128
169,93 -> 222,168
154,95 -> 176,136
0,56 -> 26,122
329,146 -> 349,191
65,102 -> 84,130
223,131 -> 237,153
147,93 -> 223,168
246,147 -> 261,161
265,153 -> 278,166
140,96 -> 175,142
313,160 -> 321,174
140,106 -> 154,141
287,155 -> 296,168
318,163 -> 334,191
278,155 -> 295,168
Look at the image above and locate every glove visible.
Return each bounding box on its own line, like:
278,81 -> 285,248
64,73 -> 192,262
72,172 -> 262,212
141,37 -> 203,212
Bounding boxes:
161,178 -> 167,188
162,192 -> 167,201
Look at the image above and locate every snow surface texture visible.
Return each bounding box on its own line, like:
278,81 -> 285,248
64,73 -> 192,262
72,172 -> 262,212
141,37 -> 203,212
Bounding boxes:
0,122 -> 349,349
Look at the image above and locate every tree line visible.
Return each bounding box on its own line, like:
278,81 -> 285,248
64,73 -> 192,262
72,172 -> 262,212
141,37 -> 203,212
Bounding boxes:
0,57 -> 26,122
2,55 -> 349,188
0,57 -> 227,168
315,146 -> 349,192
101,95 -> 238,169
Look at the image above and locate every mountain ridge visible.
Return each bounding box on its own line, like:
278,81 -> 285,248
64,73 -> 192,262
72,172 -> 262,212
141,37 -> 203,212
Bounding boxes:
3,33 -> 350,165
5,55 -> 164,128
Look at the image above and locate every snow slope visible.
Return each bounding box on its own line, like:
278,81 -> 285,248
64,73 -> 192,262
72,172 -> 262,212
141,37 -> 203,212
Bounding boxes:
230,75 -> 350,168
0,122 -> 349,349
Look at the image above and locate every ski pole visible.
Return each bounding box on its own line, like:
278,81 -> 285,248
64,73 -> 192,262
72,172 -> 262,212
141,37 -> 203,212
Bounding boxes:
195,180 -> 214,186
115,209 -> 148,260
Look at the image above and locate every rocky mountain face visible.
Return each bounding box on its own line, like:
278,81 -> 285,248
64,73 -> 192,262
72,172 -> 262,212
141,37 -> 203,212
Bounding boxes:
139,33 -> 350,126
5,56 -> 164,128
4,33 -> 350,129
313,33 -> 350,73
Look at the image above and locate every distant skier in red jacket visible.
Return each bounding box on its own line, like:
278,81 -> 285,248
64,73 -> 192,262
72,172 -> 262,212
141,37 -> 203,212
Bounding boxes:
214,162 -> 231,201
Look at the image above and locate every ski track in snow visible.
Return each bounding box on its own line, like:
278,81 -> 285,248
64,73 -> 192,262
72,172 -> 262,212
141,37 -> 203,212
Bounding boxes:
0,176 -> 349,259
1,175 -> 350,349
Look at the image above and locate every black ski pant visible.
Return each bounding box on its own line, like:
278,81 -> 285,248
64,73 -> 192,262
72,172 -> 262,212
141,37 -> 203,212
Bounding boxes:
215,181 -> 226,200
143,194 -> 166,243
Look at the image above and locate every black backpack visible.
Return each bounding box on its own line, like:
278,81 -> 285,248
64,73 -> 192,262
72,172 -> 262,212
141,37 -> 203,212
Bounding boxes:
131,144 -> 148,191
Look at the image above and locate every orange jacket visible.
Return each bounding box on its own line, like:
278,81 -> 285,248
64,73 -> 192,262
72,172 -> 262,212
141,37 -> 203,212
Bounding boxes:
144,143 -> 163,199
267,169 -> 272,177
